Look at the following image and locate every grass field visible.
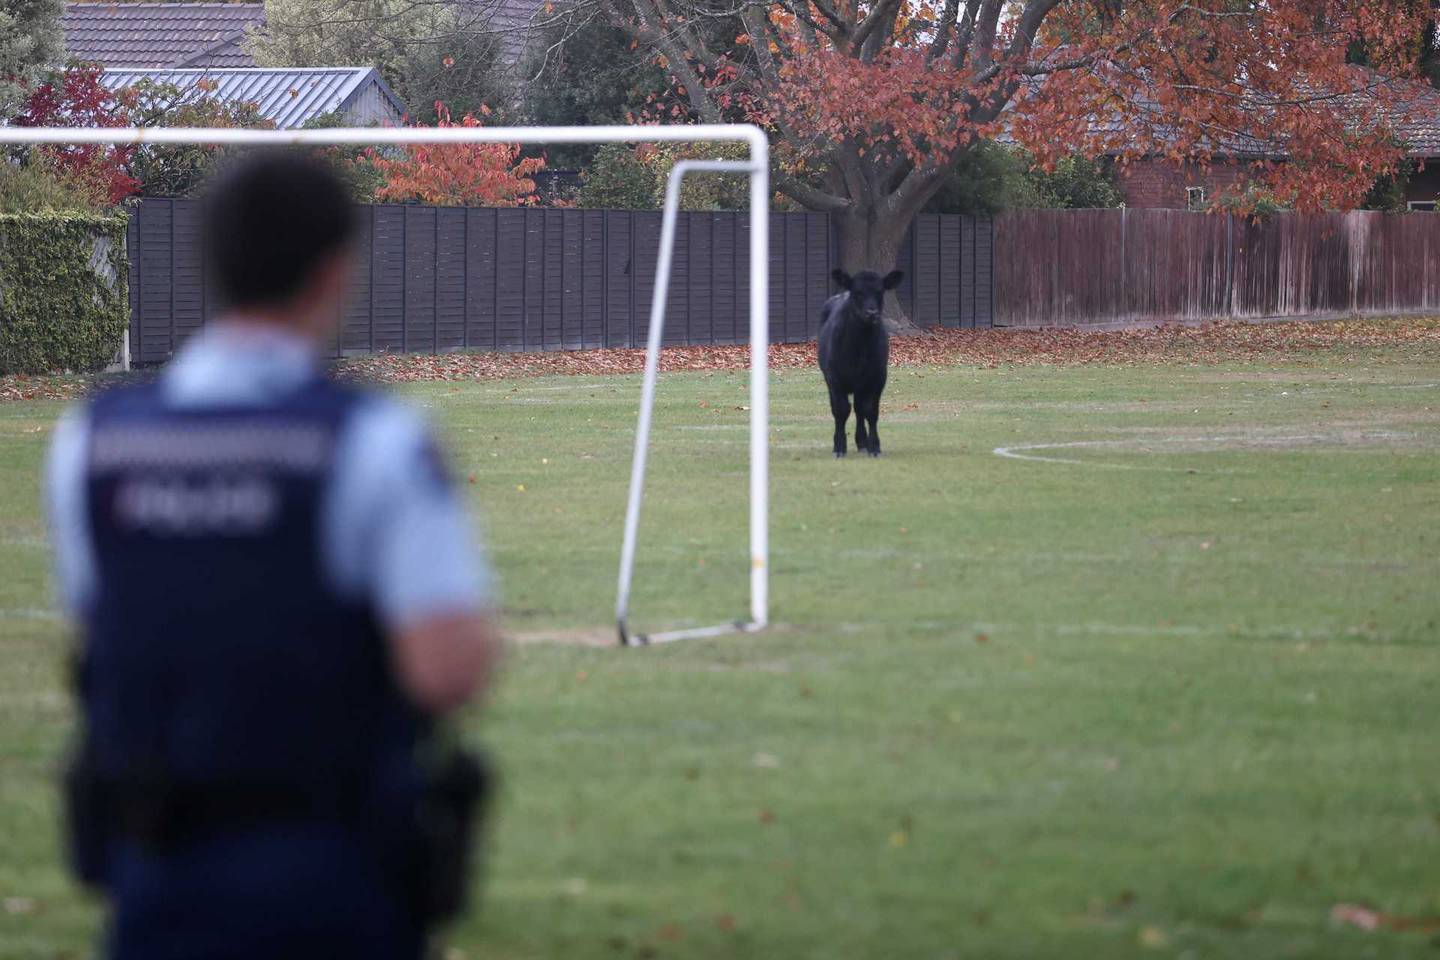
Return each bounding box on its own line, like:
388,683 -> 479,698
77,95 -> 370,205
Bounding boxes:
2,326 -> 1439,958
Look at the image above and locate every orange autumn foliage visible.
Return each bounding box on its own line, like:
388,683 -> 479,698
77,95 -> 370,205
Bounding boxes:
370,104 -> 545,207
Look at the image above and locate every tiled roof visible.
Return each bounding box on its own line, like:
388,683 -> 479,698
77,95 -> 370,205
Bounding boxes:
63,3 -> 265,69
99,67 -> 405,129
1002,60 -> 1440,160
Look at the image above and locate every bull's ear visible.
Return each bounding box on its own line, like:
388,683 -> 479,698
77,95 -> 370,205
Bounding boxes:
882,270 -> 904,290
831,268 -> 852,290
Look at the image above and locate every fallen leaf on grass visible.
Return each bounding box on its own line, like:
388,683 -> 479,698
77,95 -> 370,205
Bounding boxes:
1138,926 -> 1169,949
1332,903 -> 1440,934
757,809 -> 776,825
752,751 -> 780,768
715,914 -> 736,933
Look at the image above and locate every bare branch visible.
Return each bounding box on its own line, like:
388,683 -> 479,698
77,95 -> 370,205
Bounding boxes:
776,174 -> 854,211
926,0 -> 961,63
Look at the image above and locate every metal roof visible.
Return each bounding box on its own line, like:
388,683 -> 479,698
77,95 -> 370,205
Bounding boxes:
63,3 -> 265,69
99,67 -> 406,130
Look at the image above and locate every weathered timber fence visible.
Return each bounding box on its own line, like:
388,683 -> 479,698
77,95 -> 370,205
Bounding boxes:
995,208 -> 1440,326
126,199 -> 994,363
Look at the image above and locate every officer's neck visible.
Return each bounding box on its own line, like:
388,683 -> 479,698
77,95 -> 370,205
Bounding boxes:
218,310 -> 331,351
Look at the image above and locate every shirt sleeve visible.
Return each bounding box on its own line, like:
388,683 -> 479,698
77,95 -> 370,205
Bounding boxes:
324,399 -> 496,630
44,406 -> 96,617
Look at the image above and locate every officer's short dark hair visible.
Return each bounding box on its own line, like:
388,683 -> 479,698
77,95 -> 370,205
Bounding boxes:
203,151 -> 357,309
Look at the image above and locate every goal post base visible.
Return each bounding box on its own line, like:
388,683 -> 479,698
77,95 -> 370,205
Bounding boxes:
618,619 -> 761,648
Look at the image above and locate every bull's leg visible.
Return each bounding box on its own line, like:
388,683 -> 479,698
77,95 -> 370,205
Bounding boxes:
854,400 -> 869,452
860,392 -> 881,456
828,387 -> 851,457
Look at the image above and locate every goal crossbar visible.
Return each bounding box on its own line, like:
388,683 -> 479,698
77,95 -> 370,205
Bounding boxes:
0,124 -> 771,648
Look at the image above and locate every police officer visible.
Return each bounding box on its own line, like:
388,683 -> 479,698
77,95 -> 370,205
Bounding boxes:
45,152 -> 503,959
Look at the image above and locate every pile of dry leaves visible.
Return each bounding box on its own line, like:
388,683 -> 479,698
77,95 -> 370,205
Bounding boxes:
336,317 -> 1440,384
5,318 -> 1439,401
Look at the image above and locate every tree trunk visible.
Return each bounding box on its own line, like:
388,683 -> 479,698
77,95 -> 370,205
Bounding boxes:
834,207 -> 922,336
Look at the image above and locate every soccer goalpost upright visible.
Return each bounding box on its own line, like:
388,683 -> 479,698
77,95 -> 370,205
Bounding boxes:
0,123 -> 770,648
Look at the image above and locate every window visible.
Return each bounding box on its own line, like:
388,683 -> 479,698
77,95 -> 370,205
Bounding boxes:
1186,186 -> 1206,211
1408,201 -> 1437,212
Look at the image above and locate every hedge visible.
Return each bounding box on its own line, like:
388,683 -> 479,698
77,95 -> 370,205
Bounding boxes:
0,212 -> 129,375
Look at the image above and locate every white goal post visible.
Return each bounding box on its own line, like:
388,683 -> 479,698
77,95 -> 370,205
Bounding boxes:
0,123 -> 770,648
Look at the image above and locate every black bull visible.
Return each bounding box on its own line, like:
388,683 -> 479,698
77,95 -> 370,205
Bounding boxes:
816,269 -> 904,458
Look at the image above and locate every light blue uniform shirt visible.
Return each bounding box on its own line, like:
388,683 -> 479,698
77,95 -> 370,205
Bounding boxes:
46,324 -> 494,627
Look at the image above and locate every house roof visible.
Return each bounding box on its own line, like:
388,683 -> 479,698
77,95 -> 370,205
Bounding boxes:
1003,57 -> 1440,161
99,67 -> 406,129
63,3 -> 265,69
1350,79 -> 1440,158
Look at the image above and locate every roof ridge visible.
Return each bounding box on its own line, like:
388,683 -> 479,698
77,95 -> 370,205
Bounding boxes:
171,30 -> 249,69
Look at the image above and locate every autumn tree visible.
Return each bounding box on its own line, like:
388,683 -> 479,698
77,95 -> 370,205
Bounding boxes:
369,105 -> 545,205
602,0 -> 1435,329
13,66 -> 274,203
12,64 -> 139,204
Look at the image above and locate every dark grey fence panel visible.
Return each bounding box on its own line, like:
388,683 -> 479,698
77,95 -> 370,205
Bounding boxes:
436,208 -> 466,351
371,207 -> 405,352
127,199 -> 992,359
465,209 -> 496,351
603,212 -> 632,348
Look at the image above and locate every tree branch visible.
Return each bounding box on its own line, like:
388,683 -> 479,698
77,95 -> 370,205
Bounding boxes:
777,173 -> 853,211
926,0 -> 961,63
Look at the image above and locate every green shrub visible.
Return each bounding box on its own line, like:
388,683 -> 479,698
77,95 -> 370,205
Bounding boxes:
578,144 -> 657,209
579,141 -> 752,210
0,159 -> 107,214
0,211 -> 129,374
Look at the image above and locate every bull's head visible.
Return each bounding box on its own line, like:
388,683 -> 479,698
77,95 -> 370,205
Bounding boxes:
832,269 -> 904,325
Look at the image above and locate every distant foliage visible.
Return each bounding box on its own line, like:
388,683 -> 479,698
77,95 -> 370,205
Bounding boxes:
302,112 -> 388,203
369,105 -> 544,206
927,144 -> 1123,215
0,0 -> 63,119
522,4 -> 669,168
247,0 -> 512,124
577,144 -> 655,209
1022,155 -> 1125,210
0,159 -> 108,214
121,78 -> 273,198
12,65 -> 272,202
12,64 -> 139,204
579,141 -> 750,210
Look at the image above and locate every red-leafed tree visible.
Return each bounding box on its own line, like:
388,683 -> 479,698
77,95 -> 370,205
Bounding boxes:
610,0 -> 1437,329
12,65 -> 273,204
370,104 -> 546,206
12,63 -> 139,204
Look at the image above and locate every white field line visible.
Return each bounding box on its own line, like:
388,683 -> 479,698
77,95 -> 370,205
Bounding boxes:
992,434 -> 1351,470
837,619 -> 1398,643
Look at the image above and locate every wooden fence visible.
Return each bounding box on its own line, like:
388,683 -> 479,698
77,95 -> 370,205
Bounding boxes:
126,199 -> 994,363
995,208 -> 1440,326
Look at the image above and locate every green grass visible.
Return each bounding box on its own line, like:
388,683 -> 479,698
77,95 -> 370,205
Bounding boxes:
2,348 -> 1439,958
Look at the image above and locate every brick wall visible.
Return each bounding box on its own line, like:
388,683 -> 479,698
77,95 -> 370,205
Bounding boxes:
1115,158 -> 1254,209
